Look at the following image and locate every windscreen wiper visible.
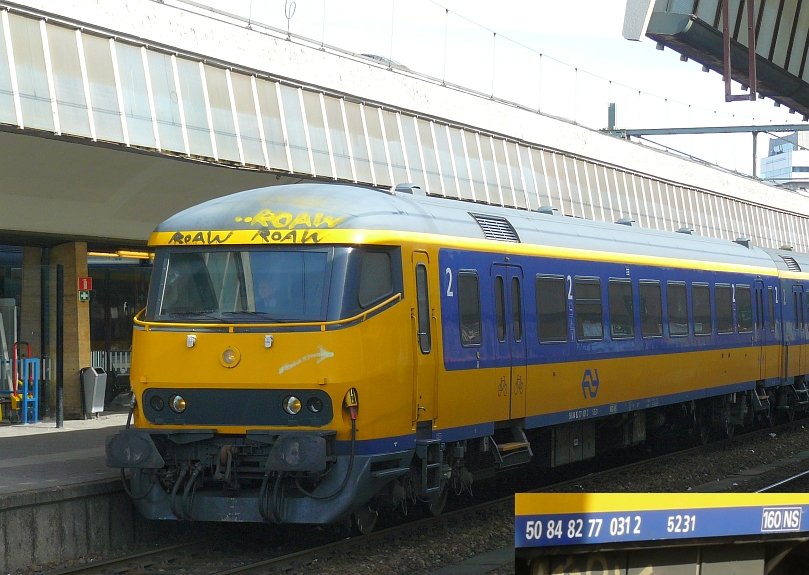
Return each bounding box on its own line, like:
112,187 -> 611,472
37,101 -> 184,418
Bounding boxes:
221,311 -> 287,322
164,311 -> 225,322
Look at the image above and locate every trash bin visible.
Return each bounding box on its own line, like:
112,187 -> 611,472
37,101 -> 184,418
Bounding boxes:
81,367 -> 107,417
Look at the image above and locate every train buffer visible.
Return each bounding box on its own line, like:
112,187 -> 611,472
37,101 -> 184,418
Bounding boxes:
515,493 -> 809,574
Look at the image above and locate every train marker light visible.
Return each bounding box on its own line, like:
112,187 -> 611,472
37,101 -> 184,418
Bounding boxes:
150,395 -> 165,411
343,387 -> 359,420
307,397 -> 323,413
220,347 -> 241,368
169,394 -> 187,413
283,395 -> 302,415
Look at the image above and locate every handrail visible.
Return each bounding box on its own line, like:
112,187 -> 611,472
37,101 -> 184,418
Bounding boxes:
134,292 -> 403,332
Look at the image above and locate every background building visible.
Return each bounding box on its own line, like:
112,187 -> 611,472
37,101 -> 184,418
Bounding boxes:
761,132 -> 809,192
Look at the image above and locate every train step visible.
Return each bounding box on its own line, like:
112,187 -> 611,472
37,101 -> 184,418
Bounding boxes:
488,428 -> 533,469
415,438 -> 443,496
751,391 -> 770,412
792,381 -> 809,405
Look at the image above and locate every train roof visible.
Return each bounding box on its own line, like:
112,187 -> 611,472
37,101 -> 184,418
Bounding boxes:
151,182 -> 804,275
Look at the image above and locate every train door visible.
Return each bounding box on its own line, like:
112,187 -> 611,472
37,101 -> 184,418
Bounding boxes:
754,280 -> 766,381
412,251 -> 436,424
491,263 -> 527,420
789,285 -> 805,378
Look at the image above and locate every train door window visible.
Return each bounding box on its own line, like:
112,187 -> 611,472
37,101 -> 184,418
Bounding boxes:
736,285 -> 753,333
415,264 -> 431,353
574,277 -> 603,340
755,286 -> 764,332
495,276 -> 506,342
667,282 -> 688,337
608,279 -> 634,339
536,275 -> 567,343
768,287 -> 776,332
692,283 -> 711,335
716,284 -> 733,334
639,280 -> 662,338
458,272 -> 481,346
794,287 -> 806,332
511,277 -> 523,342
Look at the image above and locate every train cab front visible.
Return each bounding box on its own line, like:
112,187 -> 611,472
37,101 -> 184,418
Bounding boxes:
105,242 -> 408,524
106,386 -> 368,524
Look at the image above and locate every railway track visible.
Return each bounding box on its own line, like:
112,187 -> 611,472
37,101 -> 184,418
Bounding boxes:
757,468 -> 809,492
48,421 -> 809,575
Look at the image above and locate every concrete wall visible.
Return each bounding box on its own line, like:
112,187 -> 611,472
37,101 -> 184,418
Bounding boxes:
0,482 -> 133,573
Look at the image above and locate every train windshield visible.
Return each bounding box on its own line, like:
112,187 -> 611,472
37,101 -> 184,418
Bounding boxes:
147,248 -> 333,323
144,246 -> 401,323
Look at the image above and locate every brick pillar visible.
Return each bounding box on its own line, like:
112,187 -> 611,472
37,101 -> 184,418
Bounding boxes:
49,242 -> 90,419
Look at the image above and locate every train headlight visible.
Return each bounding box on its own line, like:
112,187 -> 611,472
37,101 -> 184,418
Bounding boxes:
307,397 -> 323,413
283,395 -> 302,415
150,395 -> 165,411
220,346 -> 241,368
169,394 -> 187,413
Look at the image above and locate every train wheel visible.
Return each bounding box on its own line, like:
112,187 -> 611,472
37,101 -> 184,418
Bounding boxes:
721,416 -> 735,439
694,403 -> 712,445
426,487 -> 448,517
351,505 -> 378,535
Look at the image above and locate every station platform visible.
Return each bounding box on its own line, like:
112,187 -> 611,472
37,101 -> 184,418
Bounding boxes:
0,402 -> 135,574
0,410 -> 127,495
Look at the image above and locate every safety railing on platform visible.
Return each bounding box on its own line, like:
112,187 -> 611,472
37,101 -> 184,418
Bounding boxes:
91,350 -> 131,375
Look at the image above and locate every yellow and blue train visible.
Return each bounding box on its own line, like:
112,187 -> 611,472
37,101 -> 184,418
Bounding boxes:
107,182 -> 809,529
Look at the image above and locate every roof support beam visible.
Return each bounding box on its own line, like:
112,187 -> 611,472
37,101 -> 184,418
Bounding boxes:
722,0 -> 757,102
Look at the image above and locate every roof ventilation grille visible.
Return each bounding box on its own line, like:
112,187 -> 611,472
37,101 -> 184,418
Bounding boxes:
781,255 -> 801,272
470,213 -> 520,243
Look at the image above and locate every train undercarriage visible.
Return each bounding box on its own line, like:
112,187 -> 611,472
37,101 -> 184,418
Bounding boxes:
110,379 -> 809,532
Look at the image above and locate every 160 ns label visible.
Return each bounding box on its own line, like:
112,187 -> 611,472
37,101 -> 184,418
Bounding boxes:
524,515 -> 641,541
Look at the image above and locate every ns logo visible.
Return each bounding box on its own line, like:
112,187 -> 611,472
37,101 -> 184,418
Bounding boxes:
581,369 -> 600,399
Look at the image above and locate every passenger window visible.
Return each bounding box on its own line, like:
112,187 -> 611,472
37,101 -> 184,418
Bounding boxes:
692,283 -> 711,335
458,272 -> 481,346
415,264 -> 431,353
640,280 -> 662,337
608,279 -> 634,339
716,284 -> 733,334
536,276 -> 567,343
768,287 -> 776,332
667,282 -> 688,337
511,277 -> 523,342
359,251 -> 392,307
736,285 -> 752,333
575,277 -> 603,340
